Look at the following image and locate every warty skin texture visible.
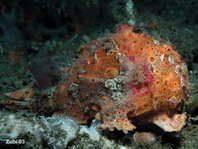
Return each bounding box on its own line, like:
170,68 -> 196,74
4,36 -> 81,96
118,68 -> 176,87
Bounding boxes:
0,24 -> 189,133
52,24 -> 189,133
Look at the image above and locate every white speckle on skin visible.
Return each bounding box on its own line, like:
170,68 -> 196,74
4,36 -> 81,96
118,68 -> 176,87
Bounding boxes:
105,79 -> 117,90
160,54 -> 164,61
94,53 -> 98,62
168,55 -> 175,64
111,92 -> 123,101
153,39 -> 160,46
109,119 -> 117,125
69,83 -> 79,97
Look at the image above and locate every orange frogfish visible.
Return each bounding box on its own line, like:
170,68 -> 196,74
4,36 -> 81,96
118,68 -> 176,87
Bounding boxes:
1,24 -> 189,134
52,24 -> 189,133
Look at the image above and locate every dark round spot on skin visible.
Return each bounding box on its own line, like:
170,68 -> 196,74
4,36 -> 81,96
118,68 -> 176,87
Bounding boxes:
108,51 -> 114,55
101,95 -> 109,101
149,57 -> 155,62
141,88 -> 145,92
140,48 -> 143,51
163,87 -> 167,91
79,96 -> 85,102
143,103 -> 149,108
155,69 -> 160,74
105,113 -> 110,117
176,58 -> 181,63
156,80 -> 160,84
122,38 -> 127,42
104,67 -> 119,78
164,48 -> 172,54
153,93 -> 158,97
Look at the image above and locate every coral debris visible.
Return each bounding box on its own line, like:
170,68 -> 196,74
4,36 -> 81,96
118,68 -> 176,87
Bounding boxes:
1,24 -> 189,134
0,111 -> 79,149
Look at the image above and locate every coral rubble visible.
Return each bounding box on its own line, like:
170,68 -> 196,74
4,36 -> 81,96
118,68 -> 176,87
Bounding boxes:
0,111 -> 79,149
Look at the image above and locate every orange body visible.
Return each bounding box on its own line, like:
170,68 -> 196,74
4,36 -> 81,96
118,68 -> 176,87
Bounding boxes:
50,25 -> 189,133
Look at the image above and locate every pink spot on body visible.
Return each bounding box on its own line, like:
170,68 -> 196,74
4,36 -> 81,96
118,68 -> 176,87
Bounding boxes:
129,82 -> 153,97
142,65 -> 153,85
123,45 -> 131,51
127,64 -> 154,97
115,24 -> 130,33
128,55 -> 135,61
128,82 -> 144,97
